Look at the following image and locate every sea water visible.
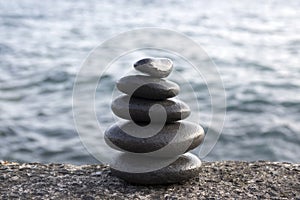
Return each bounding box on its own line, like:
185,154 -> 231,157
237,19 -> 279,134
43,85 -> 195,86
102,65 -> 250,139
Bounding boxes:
0,0 -> 299,164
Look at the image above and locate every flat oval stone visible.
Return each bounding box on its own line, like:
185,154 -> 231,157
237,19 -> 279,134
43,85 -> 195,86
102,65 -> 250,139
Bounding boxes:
105,121 -> 204,157
116,75 -> 180,100
133,58 -> 173,78
111,95 -> 190,123
111,152 -> 202,184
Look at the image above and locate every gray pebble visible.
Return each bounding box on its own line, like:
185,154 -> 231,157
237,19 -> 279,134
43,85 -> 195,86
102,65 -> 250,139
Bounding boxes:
105,121 -> 204,157
110,152 -> 202,185
117,75 -> 180,100
111,95 -> 190,123
134,58 -> 173,78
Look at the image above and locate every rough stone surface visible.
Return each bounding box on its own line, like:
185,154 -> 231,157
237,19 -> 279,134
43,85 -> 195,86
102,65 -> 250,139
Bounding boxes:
105,121 -> 204,156
111,95 -> 191,123
116,75 -> 180,100
111,153 -> 202,185
1,160 -> 299,199
134,58 -> 173,78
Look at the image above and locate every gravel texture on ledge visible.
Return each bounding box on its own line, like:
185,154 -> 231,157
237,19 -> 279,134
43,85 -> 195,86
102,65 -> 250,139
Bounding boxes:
0,160 -> 299,199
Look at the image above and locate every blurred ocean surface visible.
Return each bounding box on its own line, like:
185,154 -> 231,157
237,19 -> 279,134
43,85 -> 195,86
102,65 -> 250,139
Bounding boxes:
0,0 -> 299,164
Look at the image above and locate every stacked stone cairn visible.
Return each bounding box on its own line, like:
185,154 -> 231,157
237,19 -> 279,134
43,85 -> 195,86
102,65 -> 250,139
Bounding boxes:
105,58 -> 205,184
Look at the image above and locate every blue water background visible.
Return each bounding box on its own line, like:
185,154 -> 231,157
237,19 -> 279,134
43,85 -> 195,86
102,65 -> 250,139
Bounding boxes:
0,0 -> 299,164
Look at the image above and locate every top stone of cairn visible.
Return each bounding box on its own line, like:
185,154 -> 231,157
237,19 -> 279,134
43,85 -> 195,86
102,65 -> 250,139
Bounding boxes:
133,58 -> 173,78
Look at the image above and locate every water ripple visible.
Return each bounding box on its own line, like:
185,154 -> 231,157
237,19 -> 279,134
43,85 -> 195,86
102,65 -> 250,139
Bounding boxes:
0,0 -> 299,164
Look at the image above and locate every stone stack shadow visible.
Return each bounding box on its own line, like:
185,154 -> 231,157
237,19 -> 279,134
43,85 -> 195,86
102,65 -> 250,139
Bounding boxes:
105,58 -> 205,184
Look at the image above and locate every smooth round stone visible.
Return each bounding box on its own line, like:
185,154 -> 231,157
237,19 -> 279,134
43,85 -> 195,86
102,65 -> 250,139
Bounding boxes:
105,121 -> 204,157
116,75 -> 180,100
111,152 -> 202,185
111,95 -> 190,123
133,58 -> 173,78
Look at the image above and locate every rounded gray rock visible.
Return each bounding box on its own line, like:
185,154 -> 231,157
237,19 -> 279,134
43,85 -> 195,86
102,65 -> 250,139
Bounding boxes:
104,121 -> 204,157
133,58 -> 173,78
111,95 -> 190,123
110,152 -> 202,185
116,75 -> 180,100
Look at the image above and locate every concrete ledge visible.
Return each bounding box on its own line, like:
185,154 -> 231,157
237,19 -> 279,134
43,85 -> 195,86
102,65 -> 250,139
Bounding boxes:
0,161 -> 299,199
